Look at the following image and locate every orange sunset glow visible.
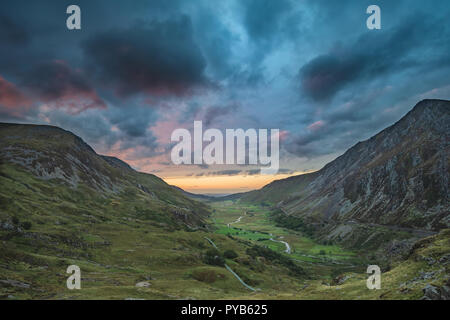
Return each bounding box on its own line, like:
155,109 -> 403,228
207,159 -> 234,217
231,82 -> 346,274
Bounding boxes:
163,171 -> 314,194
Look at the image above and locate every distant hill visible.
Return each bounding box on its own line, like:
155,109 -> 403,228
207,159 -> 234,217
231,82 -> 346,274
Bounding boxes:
171,186 -> 248,203
170,185 -> 217,201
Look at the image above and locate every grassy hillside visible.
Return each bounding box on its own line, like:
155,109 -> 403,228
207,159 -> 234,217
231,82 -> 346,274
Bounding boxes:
0,123 -> 210,227
241,172 -> 318,206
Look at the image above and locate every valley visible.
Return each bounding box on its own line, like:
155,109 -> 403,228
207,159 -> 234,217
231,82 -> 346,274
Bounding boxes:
0,100 -> 449,300
210,202 -> 362,270
3,160 -> 445,300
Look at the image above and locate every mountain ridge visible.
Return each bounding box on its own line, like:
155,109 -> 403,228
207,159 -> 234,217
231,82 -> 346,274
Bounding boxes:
241,99 -> 449,246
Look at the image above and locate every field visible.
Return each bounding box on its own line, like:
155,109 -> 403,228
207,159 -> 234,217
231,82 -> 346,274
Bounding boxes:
210,201 -> 364,274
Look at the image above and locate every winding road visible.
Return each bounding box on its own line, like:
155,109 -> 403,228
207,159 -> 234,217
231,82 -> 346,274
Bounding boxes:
269,234 -> 291,254
226,213 -> 293,255
227,215 -> 244,228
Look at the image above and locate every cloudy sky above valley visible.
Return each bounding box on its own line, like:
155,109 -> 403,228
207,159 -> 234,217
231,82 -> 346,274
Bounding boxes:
1,0 -> 449,193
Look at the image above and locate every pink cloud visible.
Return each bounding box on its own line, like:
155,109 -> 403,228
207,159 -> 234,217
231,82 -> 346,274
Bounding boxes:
150,119 -> 184,145
26,60 -> 107,114
307,120 -> 325,131
278,130 -> 289,141
0,75 -> 31,117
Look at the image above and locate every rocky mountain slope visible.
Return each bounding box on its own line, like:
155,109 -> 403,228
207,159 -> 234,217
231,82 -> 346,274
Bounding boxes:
242,99 -> 449,248
0,123 -> 210,228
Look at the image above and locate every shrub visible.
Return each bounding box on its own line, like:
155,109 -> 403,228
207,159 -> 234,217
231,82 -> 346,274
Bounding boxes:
223,249 -> 238,259
246,245 -> 305,277
203,248 -> 225,267
269,210 -> 316,236
12,216 -> 20,225
239,274 -> 261,286
192,270 -> 221,283
21,221 -> 32,230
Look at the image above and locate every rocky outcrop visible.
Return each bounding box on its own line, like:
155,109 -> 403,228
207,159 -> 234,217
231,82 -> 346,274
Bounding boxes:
421,283 -> 450,300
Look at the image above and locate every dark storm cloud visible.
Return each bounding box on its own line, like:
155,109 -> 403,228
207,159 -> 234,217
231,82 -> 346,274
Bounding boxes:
287,97 -> 394,159
300,54 -> 364,102
108,106 -> 158,138
288,128 -> 348,158
286,5 -> 450,161
0,5 -> 106,113
46,107 -> 160,159
287,91 -> 425,159
299,13 -> 450,102
0,0 -> 449,179
113,119 -> 148,138
48,110 -> 113,144
82,16 -> 208,97
0,15 -> 30,46
22,61 -> 106,110
120,135 -> 160,157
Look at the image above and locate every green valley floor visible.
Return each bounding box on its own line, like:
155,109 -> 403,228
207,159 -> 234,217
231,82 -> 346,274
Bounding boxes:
1,195 -> 448,299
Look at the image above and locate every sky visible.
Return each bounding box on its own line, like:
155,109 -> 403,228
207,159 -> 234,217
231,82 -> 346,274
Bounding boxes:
0,0 -> 449,194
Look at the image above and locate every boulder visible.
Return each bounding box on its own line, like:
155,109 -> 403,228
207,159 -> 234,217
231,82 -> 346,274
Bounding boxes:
135,281 -> 151,288
422,284 -> 442,300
